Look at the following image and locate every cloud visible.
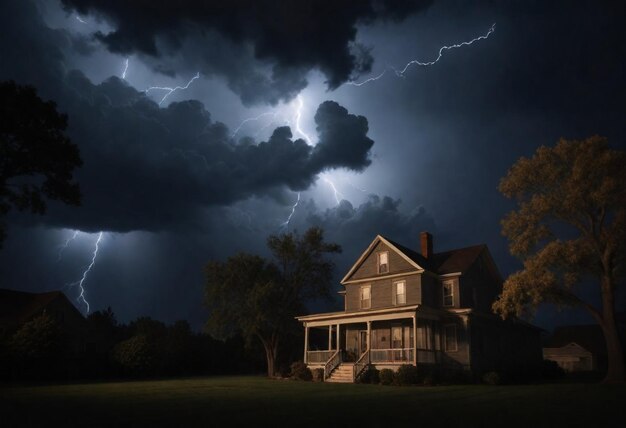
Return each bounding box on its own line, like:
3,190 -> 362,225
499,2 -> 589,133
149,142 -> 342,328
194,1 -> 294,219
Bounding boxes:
311,101 -> 374,172
59,0 -> 433,104
0,1 -> 375,233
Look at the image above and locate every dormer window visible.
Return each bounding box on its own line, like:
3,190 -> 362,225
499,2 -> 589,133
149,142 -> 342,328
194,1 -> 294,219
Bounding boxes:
377,251 -> 389,274
443,280 -> 454,307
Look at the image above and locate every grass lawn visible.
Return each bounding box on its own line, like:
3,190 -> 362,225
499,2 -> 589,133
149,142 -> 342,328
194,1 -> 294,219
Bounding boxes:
1,376 -> 625,427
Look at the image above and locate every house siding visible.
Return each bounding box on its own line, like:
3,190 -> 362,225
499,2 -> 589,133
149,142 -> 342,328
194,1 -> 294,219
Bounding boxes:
344,275 -> 422,311
440,314 -> 470,369
348,242 -> 416,281
458,252 -> 501,312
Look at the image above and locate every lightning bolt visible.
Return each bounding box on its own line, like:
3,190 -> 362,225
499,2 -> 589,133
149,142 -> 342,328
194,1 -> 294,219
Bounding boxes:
348,23 -> 495,86
346,180 -> 369,194
145,72 -> 201,106
121,58 -> 129,80
231,112 -> 278,138
68,232 -> 103,313
294,95 -> 312,144
57,230 -> 79,262
280,192 -> 301,229
75,15 -> 87,24
321,174 -> 343,205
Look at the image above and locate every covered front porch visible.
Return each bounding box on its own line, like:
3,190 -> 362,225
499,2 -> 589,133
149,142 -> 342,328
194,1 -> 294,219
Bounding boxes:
297,305 -> 440,382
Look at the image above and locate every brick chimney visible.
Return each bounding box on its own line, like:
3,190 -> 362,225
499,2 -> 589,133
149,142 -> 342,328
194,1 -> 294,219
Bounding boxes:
420,231 -> 433,258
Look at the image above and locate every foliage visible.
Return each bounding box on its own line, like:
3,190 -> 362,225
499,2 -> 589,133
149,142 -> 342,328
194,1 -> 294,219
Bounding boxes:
421,367 -> 441,386
204,227 -> 341,377
312,368 -> 325,382
482,371 -> 503,385
379,368 -> 395,385
289,361 -> 312,381
541,359 -> 565,380
0,80 -> 82,246
395,364 -> 420,386
358,365 -> 379,384
112,335 -> 157,377
9,312 -> 63,361
494,136 -> 625,383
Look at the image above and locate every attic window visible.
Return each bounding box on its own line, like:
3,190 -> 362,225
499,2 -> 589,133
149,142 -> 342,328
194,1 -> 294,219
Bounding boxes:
378,251 -> 389,274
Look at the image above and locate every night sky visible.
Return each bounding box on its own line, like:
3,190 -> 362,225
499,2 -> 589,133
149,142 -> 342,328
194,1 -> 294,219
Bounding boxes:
1,0 -> 624,330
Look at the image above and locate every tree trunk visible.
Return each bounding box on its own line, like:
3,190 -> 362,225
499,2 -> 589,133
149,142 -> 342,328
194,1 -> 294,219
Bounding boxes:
600,276 -> 624,383
259,334 -> 279,378
264,345 -> 276,378
600,320 -> 624,383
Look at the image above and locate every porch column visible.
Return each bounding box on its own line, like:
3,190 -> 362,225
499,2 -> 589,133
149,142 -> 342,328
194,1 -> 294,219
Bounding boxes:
328,325 -> 333,350
304,325 -> 309,364
413,315 -> 417,365
336,323 -> 340,351
366,320 -> 371,350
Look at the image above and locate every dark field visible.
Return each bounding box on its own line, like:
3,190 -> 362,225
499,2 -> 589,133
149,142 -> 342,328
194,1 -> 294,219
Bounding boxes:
1,376 -> 625,427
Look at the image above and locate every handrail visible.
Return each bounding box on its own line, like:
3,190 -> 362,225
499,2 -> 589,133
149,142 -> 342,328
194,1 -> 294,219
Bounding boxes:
353,349 -> 370,382
323,350 -> 341,380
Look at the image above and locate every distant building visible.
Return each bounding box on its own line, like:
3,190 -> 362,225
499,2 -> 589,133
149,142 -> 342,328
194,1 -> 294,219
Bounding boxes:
0,288 -> 87,354
543,325 -> 607,372
296,232 -> 543,383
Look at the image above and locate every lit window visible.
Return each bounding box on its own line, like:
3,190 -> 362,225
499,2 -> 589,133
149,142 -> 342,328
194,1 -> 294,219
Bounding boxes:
443,280 -> 454,307
360,285 -> 371,309
444,324 -> 458,352
393,280 -> 406,305
378,251 -> 389,274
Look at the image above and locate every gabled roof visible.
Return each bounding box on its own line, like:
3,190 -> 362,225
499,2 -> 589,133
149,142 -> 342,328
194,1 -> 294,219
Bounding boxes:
341,233 -> 496,284
341,235 -> 426,284
429,244 -> 487,275
0,288 -> 83,325
547,325 -> 607,356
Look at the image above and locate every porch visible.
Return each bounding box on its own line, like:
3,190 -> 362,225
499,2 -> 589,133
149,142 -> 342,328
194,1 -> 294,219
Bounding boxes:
297,305 -> 440,382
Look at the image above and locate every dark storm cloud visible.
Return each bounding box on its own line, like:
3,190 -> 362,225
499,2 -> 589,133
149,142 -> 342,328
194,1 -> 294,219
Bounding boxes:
311,101 -> 374,171
59,0 -> 433,104
0,1 -> 375,232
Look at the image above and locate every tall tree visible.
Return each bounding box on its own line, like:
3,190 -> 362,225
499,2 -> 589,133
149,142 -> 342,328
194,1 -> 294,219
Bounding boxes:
493,136 -> 625,383
0,81 -> 82,246
204,227 -> 341,377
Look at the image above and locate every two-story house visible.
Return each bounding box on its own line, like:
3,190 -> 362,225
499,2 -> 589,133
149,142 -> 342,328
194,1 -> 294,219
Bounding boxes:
296,232 -> 542,383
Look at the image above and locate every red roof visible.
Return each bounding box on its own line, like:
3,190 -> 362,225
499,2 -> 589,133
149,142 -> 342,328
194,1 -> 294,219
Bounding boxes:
384,237 -> 488,275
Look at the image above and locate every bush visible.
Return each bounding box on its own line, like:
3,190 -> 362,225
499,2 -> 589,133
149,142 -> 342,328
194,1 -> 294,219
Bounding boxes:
289,361 -> 312,381
482,371 -> 503,385
379,368 -> 395,385
358,365 -> 379,384
395,364 -> 420,386
541,359 -> 565,380
312,368 -> 325,382
111,335 -> 157,377
421,367 -> 441,386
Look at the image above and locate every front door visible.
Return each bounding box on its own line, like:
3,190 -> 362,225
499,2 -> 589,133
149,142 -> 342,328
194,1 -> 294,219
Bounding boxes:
358,330 -> 368,356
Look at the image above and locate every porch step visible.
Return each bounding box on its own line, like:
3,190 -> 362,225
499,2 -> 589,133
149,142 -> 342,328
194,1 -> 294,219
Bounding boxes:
326,363 -> 354,383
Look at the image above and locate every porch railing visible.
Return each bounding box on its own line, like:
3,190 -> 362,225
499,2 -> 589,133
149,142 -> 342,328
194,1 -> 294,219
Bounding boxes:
369,348 -> 437,364
323,350 -> 341,380
370,348 -> 414,363
307,350 -> 335,364
353,349 -> 370,382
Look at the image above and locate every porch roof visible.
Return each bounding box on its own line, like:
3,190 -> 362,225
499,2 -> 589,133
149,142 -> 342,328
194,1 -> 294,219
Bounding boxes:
296,304 -> 420,327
